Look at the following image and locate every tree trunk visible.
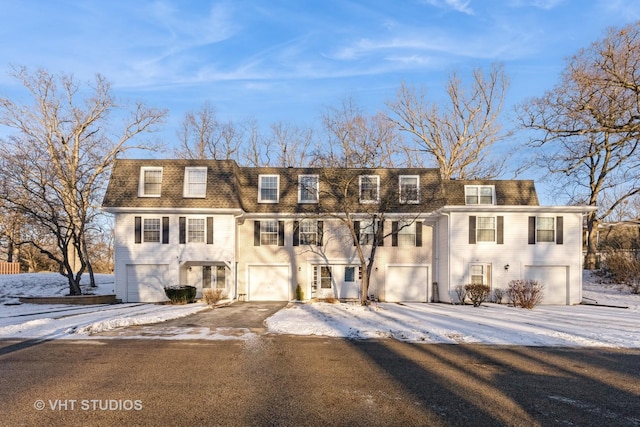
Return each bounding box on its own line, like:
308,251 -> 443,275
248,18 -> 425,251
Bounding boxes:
360,261 -> 369,306
585,215 -> 599,270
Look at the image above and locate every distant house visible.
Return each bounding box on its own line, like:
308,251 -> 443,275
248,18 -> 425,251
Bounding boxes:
102,159 -> 594,305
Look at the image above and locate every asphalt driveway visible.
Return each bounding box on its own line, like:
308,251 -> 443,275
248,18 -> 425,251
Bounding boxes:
95,301 -> 287,338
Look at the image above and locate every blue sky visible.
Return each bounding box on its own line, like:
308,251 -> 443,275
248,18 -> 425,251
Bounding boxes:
1,0 -> 639,198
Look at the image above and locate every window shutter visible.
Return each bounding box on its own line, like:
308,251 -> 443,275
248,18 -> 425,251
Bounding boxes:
278,221 -> 285,246
293,221 -> 300,246
528,216 -> 536,244
254,221 -> 260,246
353,221 -> 360,246
377,220 -> 384,246
469,216 -> 476,244
317,221 -> 323,247
556,216 -> 564,245
416,221 -> 423,247
206,217 -> 213,245
179,217 -> 186,244
162,217 -> 169,244
497,216 -> 504,245
392,221 -> 399,247
134,217 -> 142,244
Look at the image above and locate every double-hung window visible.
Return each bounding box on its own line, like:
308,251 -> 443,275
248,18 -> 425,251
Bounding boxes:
476,217 -> 496,242
359,175 -> 379,204
261,220 -> 279,245
143,218 -> 161,242
139,167 -> 162,197
259,175 -> 279,203
399,175 -> 419,204
299,219 -> 318,245
298,175 -> 318,203
184,167 -> 207,198
465,185 -> 495,205
536,217 -> 555,242
188,218 -> 205,243
397,222 -> 416,247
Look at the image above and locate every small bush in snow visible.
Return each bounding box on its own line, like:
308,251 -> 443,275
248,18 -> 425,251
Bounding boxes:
507,280 -> 544,309
202,288 -> 227,305
602,251 -> 640,294
464,284 -> 490,307
164,285 -> 196,304
493,288 -> 505,304
295,284 -> 305,301
454,285 -> 467,305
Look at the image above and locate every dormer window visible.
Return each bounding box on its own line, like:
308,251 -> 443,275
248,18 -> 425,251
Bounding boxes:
184,167 -> 207,198
139,167 -> 163,197
359,175 -> 380,204
258,175 -> 279,203
399,175 -> 419,204
298,175 -> 319,203
465,185 -> 495,205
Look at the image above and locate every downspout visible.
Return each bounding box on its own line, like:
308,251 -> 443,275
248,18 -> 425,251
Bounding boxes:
441,211 -> 451,304
234,212 -> 244,302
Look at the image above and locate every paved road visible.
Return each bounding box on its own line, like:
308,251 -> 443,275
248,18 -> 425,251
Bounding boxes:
1,337 -> 639,426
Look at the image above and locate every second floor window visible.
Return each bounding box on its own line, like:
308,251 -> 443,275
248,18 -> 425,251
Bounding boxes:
261,220 -> 279,245
188,218 -> 205,243
476,216 -> 496,242
143,218 -> 161,242
536,217 -> 555,242
259,175 -> 279,203
359,175 -> 379,203
299,219 -> 318,245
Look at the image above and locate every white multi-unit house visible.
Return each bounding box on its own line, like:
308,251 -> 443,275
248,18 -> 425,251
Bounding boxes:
102,159 -> 593,304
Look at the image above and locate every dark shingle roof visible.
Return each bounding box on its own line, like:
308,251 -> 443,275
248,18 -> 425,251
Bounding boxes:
102,159 -> 540,213
442,179 -> 539,206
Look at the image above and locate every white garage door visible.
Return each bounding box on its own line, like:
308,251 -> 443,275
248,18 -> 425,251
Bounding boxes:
126,264 -> 171,303
249,265 -> 290,301
385,266 -> 429,302
524,266 -> 568,305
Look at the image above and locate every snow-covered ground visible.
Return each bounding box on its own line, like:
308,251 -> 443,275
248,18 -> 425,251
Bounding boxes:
1,271 -> 639,347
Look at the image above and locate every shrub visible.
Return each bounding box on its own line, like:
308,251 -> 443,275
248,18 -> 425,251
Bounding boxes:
164,285 -> 196,304
602,250 -> 640,294
454,285 -> 467,305
202,288 -> 227,305
492,288 -> 505,304
295,284 -> 305,301
507,280 -> 544,309
464,284 -> 490,307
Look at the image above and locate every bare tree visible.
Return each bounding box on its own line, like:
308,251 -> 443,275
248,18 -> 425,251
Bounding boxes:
313,97 -> 402,168
268,121 -> 314,167
175,101 -> 242,160
0,67 -> 166,295
387,64 -> 509,179
518,22 -> 640,269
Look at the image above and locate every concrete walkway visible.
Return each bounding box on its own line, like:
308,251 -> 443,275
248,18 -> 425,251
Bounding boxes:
94,301 -> 288,338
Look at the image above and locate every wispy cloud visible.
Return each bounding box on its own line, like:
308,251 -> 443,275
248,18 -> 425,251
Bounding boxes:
422,0 -> 474,15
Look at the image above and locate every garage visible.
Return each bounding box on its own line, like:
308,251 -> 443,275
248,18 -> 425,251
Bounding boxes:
248,265 -> 290,301
126,264 -> 171,302
524,266 -> 569,305
385,265 -> 429,302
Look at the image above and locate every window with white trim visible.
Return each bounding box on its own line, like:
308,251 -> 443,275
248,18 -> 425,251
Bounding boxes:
184,167 -> 207,198
477,217 -> 496,242
188,218 -> 205,243
399,175 -> 419,204
298,175 -> 319,203
359,175 -> 380,203
536,217 -> 555,242
139,167 -> 162,197
345,266 -> 356,282
397,222 -> 416,247
299,219 -> 318,245
258,175 -> 279,203
359,219 -> 381,245
470,264 -> 491,285
143,218 -> 161,242
320,266 -> 332,289
465,185 -> 495,205
260,219 -> 279,245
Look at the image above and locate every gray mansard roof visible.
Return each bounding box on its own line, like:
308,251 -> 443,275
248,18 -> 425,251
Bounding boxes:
102,159 -> 539,213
